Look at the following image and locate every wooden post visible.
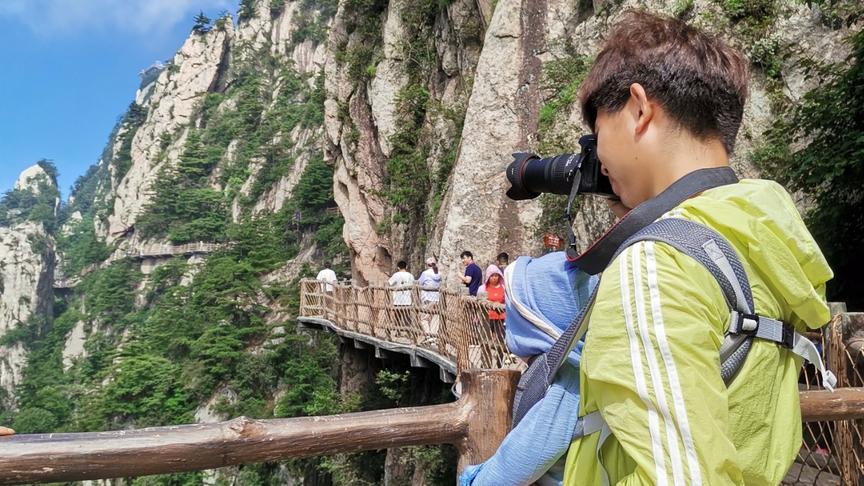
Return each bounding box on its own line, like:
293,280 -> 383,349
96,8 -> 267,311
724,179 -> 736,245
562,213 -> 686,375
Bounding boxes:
455,369 -> 520,471
0,370 -> 518,485
837,312 -> 864,485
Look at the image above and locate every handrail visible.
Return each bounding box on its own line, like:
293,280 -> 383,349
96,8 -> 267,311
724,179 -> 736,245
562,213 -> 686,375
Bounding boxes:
54,242 -> 229,288
11,282 -> 860,484
0,370 -> 519,485
299,278 -> 511,375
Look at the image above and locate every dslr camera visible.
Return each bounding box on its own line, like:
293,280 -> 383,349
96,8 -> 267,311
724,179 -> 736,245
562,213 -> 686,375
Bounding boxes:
505,135 -> 614,200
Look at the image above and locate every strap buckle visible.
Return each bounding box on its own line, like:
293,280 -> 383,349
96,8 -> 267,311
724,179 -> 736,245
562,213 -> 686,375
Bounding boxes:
733,311 -> 761,335
780,323 -> 796,349
731,311 -> 796,349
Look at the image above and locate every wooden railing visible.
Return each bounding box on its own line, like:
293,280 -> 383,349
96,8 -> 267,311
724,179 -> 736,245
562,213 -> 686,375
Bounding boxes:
54,242 -> 228,288
2,281 -> 863,484
0,370 -> 519,485
301,280 -> 864,485
299,278 -> 512,376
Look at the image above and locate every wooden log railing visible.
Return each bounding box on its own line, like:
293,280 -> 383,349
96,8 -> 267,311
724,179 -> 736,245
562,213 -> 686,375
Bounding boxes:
0,370 -> 519,485
3,282 -> 863,484
0,373 -> 861,485
299,278 -> 512,377
302,281 -> 864,485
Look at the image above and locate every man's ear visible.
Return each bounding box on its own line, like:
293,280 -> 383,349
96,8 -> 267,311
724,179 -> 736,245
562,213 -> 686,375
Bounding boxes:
629,83 -> 654,135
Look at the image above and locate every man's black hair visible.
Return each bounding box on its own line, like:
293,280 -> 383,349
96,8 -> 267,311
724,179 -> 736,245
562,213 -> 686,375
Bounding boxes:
460,251 -> 473,259
397,260 -> 408,269
497,252 -> 509,263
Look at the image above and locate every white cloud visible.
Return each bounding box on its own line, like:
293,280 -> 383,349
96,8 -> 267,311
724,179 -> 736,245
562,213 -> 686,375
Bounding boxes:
0,0 -> 234,37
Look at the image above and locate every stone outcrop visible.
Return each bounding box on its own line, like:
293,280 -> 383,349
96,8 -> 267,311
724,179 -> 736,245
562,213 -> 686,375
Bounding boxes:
0,165 -> 56,407
325,0 -> 484,285
100,25 -> 233,242
323,0 -> 855,287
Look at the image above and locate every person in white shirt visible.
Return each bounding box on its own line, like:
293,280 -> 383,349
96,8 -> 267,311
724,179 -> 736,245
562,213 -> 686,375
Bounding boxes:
388,260 -> 414,306
417,257 -> 442,304
316,266 -> 338,292
417,257 -> 443,342
388,261 -> 415,336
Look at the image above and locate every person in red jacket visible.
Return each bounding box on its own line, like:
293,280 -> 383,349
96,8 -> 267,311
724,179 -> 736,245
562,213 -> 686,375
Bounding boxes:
480,264 -> 505,339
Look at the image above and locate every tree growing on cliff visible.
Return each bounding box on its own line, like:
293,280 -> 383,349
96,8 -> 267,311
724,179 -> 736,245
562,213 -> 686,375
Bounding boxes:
192,11 -> 211,33
238,0 -> 257,21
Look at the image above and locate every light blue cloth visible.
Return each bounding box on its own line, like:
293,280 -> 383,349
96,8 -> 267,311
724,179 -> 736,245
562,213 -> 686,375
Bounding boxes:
459,252 -> 598,486
505,251 -> 598,367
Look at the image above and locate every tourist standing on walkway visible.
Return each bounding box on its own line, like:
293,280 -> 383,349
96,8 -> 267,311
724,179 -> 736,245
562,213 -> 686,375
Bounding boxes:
479,264 -> 506,340
316,265 -> 338,292
388,261 -> 414,305
417,257 -> 441,304
460,251 -> 483,296
388,261 -> 415,335
496,252 -> 510,270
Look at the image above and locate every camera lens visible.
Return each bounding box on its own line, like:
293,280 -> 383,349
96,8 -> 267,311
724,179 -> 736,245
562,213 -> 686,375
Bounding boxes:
523,154 -> 576,196
505,153 -> 577,200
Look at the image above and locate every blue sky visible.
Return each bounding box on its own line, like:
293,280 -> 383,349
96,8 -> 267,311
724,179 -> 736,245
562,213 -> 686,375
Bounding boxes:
0,0 -> 236,198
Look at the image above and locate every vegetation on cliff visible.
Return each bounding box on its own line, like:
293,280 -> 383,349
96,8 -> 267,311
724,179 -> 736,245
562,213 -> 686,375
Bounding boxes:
0,160 -> 60,231
754,23 -> 864,308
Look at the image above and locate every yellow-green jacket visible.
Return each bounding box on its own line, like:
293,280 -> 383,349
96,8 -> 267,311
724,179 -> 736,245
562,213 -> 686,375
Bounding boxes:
563,179 -> 833,485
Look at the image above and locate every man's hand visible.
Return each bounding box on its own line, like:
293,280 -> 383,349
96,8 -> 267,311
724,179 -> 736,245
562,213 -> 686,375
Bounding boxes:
0,426 -> 15,436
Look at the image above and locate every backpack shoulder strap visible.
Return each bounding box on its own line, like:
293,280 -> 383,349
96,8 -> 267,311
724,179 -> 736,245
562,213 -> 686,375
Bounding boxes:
622,218 -> 835,389
619,218 -> 755,383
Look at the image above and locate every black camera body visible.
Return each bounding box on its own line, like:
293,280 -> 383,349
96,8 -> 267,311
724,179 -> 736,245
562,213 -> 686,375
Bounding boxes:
505,135 -> 614,201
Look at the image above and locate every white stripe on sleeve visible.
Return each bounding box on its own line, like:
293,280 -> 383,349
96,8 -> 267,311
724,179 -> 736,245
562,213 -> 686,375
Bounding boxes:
632,244 -> 686,486
645,241 -> 704,486
619,247 -> 669,486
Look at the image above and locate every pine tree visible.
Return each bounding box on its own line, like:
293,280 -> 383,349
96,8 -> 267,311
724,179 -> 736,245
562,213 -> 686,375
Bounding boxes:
192,11 -> 211,34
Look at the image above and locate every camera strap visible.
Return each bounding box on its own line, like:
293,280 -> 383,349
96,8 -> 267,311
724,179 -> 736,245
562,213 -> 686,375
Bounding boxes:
565,166 -> 739,274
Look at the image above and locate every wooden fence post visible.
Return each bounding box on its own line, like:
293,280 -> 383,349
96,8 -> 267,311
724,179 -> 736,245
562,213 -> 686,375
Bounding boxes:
454,369 -> 520,471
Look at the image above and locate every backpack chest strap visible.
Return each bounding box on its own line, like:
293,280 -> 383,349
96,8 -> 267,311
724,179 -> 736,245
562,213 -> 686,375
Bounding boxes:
728,311 -> 837,390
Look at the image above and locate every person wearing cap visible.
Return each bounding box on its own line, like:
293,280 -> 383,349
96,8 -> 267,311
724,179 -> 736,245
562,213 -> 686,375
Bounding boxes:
418,257 -> 442,304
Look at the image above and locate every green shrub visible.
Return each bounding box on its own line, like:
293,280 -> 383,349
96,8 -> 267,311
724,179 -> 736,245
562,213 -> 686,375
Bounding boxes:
83,262 -> 140,323
113,103 -> 148,183
752,28 -> 864,309
12,407 -> 58,433
100,354 -> 192,427
538,55 -> 592,135
750,36 -> 784,80
238,0 -> 257,21
56,216 -> 111,274
721,0 -> 775,20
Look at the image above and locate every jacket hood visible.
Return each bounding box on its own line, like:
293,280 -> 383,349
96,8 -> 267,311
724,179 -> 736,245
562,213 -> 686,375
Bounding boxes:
484,264 -> 504,285
678,178 -> 833,329
504,252 -> 599,366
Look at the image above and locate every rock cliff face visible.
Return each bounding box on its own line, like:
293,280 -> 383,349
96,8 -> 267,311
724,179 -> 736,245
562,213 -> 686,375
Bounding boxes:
94,2 -> 328,249
0,165 -> 56,408
322,0 -> 854,288
99,24 -> 233,243
59,0 -> 855,291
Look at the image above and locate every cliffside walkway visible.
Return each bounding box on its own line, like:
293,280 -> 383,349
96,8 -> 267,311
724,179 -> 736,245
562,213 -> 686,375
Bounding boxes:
298,278 -> 515,384
299,280 -> 864,486
54,241 -> 228,289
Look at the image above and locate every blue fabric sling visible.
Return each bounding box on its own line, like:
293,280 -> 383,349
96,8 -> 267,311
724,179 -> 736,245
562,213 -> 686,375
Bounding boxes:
459,252 -> 598,486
